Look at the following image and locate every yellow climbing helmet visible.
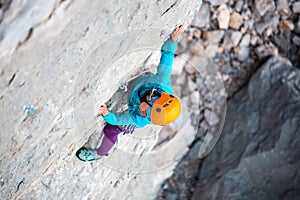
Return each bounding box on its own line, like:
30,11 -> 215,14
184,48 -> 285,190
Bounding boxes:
150,92 -> 181,125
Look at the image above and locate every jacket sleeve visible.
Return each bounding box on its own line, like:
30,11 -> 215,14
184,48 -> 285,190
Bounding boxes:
102,110 -> 149,127
102,111 -> 135,125
156,38 -> 178,85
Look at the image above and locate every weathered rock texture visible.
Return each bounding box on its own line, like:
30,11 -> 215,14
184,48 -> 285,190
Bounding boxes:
157,0 -> 300,198
0,0 -> 202,199
191,56 -> 300,199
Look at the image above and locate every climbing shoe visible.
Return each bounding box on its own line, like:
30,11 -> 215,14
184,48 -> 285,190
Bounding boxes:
76,147 -> 100,162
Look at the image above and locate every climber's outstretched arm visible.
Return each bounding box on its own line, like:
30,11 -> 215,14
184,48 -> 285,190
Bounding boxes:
102,110 -> 135,125
156,39 -> 178,84
156,24 -> 184,85
97,105 -> 148,127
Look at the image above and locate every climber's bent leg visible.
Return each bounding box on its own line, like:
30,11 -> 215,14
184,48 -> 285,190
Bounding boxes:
97,124 -> 123,156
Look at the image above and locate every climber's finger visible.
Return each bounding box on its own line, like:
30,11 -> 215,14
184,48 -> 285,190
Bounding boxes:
172,26 -> 179,32
178,25 -> 184,32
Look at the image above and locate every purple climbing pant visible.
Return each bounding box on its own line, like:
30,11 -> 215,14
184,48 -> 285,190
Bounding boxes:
97,124 -> 123,156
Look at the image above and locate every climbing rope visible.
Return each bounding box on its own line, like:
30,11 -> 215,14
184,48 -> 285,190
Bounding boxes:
119,69 -> 151,92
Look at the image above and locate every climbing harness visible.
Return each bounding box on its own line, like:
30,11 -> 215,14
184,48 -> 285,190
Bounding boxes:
117,124 -> 136,135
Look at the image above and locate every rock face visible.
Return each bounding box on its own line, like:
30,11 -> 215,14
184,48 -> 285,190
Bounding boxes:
192,56 -> 300,199
0,0 -> 202,199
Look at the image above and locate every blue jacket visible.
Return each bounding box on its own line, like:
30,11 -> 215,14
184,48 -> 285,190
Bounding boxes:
103,39 -> 178,128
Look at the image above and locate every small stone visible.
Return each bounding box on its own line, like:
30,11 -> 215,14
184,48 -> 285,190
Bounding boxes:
172,85 -> 182,97
243,16 -> 254,31
240,27 -> 246,34
297,20 -> 300,33
203,30 -> 225,44
187,35 -> 193,41
223,31 -> 242,50
250,35 -> 260,46
266,27 -> 273,37
208,0 -> 228,6
255,46 -> 267,58
188,27 -> 197,39
205,44 -> 219,58
199,84 -> 209,96
277,0 -> 290,16
232,60 -> 240,68
271,34 -> 290,54
189,91 -> 200,105
237,46 -> 250,61
184,57 -> 198,75
174,75 -> 186,85
228,0 -> 234,6
273,48 -> 278,55
177,32 -> 189,53
293,2 -> 300,14
194,29 -> 201,39
234,45 -> 240,53
163,183 -> 169,190
217,4 -> 230,29
189,40 -> 206,56
279,20 -> 295,32
240,34 -> 250,46
229,12 -> 243,30
234,0 -> 244,12
220,63 -> 234,74
188,78 -> 198,92
230,31 -> 242,46
204,110 -> 219,126
255,44 -> 276,59
255,0 -> 275,16
292,36 -> 300,46
196,76 -> 206,89
218,46 -> 224,53
200,120 -> 209,132
254,14 -> 279,35
192,2 -> 210,28
222,74 -> 230,81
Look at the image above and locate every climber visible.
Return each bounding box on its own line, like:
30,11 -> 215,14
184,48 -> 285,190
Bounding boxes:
76,24 -> 185,162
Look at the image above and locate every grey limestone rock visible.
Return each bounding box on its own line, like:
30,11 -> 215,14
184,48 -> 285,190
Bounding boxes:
293,2 -> 300,14
192,56 -> 300,200
222,30 -> 242,50
229,11 -> 243,30
0,0 -> 202,199
203,30 -> 225,44
254,0 -> 276,16
192,2 -> 210,28
217,4 -> 230,29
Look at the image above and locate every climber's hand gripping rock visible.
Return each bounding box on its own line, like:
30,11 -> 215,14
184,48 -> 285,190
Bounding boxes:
170,23 -> 185,42
97,104 -> 109,116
